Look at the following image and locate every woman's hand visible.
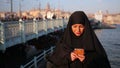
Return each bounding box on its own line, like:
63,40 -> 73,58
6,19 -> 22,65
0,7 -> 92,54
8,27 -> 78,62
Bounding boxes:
71,48 -> 85,62
77,54 -> 85,62
73,48 -> 85,62
70,52 -> 77,61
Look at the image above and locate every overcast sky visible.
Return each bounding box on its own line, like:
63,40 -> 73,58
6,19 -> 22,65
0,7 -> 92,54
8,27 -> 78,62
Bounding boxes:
0,0 -> 120,14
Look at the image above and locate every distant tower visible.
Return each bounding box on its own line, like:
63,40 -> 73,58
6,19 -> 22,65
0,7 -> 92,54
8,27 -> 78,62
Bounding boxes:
45,2 -> 54,19
106,10 -> 109,15
39,2 -> 41,11
46,2 -> 50,11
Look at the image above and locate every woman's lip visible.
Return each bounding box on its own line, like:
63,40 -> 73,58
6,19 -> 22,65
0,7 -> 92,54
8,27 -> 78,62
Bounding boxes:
76,33 -> 80,34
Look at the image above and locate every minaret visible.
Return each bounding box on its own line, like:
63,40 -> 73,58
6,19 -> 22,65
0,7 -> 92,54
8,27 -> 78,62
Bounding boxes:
46,2 -> 50,11
10,0 -> 13,13
39,2 -> 41,11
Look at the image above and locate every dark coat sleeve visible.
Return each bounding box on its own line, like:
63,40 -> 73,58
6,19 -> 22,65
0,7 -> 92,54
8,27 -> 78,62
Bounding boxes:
46,43 -> 72,66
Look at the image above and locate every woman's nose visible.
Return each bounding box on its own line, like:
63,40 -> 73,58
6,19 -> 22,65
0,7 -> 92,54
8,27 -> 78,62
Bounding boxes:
77,27 -> 80,32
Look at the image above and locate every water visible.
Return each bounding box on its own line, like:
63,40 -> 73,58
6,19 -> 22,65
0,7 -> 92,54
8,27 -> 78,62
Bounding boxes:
1,24 -> 120,68
95,24 -> 120,68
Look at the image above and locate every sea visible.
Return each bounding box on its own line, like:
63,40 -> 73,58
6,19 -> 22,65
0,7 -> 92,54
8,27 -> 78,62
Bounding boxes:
95,24 -> 120,68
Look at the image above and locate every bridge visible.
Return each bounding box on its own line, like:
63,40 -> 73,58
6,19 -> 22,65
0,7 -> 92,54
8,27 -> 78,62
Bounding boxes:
0,19 -> 68,52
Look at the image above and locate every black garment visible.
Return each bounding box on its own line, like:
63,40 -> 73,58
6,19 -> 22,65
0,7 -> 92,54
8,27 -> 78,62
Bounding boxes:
46,11 -> 111,68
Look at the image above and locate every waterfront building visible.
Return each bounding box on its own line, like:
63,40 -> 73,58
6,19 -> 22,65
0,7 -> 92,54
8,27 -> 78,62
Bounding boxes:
94,10 -> 103,22
0,2 -> 71,21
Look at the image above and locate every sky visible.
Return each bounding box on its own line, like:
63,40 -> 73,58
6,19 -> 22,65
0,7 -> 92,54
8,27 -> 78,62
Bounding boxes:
0,0 -> 120,14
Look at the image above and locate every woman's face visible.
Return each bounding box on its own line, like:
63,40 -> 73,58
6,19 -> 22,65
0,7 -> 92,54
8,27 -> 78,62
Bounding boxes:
71,24 -> 85,36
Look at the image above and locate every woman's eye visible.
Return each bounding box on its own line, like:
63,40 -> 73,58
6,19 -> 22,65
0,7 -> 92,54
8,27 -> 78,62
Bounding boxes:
80,25 -> 84,28
73,25 -> 77,28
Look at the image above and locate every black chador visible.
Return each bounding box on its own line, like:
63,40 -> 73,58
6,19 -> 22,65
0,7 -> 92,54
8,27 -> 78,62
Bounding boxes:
46,11 -> 111,68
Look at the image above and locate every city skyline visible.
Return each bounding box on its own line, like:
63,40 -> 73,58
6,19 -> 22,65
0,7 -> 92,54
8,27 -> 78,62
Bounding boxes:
0,0 -> 120,14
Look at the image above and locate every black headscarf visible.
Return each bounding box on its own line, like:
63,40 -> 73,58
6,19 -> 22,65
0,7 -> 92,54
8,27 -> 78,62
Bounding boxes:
47,11 -> 111,68
61,11 -> 109,57
61,11 -> 95,51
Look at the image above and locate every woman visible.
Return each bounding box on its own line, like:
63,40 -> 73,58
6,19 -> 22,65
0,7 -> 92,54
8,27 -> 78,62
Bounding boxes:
46,11 -> 111,68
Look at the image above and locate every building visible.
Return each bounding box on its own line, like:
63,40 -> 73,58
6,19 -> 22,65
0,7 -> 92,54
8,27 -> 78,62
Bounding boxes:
94,10 -> 103,22
0,2 -> 71,21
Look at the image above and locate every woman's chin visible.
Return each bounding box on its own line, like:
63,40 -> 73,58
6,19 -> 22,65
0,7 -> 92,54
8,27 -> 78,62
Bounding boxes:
75,34 -> 81,36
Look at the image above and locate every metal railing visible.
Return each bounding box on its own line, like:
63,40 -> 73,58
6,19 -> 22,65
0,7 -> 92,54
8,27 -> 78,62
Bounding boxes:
0,19 -> 68,52
20,46 -> 55,68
